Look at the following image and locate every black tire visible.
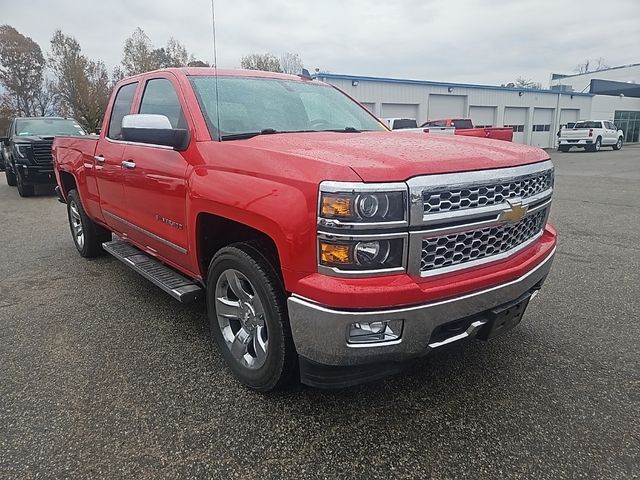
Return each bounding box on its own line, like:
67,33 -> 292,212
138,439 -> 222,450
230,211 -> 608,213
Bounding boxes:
5,167 -> 17,187
613,136 -> 623,151
558,145 -> 570,152
66,189 -> 111,258
588,137 -> 602,152
16,170 -> 35,197
206,243 -> 297,391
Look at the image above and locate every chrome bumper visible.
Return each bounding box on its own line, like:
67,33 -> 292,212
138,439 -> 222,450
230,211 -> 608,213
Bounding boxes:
288,248 -> 555,366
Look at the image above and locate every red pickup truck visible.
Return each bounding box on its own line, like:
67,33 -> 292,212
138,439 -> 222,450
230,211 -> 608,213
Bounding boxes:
421,118 -> 514,142
53,68 -> 556,390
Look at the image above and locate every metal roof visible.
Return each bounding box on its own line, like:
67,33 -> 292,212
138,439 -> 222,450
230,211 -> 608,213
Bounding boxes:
316,72 -> 594,97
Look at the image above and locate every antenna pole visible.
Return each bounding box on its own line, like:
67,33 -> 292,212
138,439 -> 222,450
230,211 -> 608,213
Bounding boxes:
211,0 -> 221,140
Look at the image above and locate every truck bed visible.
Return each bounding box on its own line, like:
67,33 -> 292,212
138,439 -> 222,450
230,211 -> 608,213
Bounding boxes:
455,127 -> 514,142
52,135 -> 99,170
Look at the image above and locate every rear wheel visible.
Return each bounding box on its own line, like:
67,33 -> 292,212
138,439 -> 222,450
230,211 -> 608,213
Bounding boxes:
207,243 -> 297,391
613,137 -> 623,150
16,170 -> 34,197
558,145 -> 570,152
5,167 -> 17,187
588,137 -> 602,152
67,189 -> 111,257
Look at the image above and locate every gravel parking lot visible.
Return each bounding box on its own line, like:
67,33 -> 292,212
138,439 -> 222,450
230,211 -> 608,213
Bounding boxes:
1,147 -> 638,479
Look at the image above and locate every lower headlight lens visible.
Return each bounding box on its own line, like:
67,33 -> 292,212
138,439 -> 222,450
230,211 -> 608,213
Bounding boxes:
354,240 -> 390,265
319,238 -> 404,271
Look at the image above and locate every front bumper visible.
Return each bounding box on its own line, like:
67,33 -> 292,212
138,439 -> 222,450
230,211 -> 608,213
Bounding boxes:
288,247 -> 555,370
14,163 -> 56,185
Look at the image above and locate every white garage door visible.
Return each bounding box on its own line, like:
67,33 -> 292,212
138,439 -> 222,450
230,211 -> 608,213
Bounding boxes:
381,103 -> 418,119
428,95 -> 465,120
532,108 -> 554,148
469,106 -> 496,128
361,102 -> 375,114
560,109 -> 579,127
504,107 -> 528,144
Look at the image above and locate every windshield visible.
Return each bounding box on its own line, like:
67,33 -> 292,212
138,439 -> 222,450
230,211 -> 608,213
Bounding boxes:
15,118 -> 86,137
190,76 -> 386,139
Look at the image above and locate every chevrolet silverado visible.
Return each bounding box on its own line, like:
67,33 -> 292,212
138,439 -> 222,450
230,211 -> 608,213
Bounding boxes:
53,68 -> 556,390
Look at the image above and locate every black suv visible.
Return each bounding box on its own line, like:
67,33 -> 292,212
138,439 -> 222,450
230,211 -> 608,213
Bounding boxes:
1,117 -> 87,197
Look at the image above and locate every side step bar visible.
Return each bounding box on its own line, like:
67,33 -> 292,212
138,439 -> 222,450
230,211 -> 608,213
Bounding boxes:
102,240 -> 203,303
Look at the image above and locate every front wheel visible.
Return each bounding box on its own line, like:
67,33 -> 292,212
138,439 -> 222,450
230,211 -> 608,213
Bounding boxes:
613,137 -> 623,150
207,243 -> 297,391
5,167 -> 17,187
16,170 -> 35,197
67,189 -> 111,257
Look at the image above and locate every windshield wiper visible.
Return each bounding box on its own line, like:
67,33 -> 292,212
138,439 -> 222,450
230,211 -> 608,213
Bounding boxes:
320,127 -> 362,133
220,128 -> 280,141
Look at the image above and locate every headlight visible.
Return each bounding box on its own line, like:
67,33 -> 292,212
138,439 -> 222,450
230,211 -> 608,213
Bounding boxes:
14,144 -> 30,159
319,181 -> 407,226
320,191 -> 405,222
319,237 -> 405,272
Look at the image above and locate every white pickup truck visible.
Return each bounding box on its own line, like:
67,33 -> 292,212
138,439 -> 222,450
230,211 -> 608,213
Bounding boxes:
383,118 -> 455,134
558,120 -> 624,152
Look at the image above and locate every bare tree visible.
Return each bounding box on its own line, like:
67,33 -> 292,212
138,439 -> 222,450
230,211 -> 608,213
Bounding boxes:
0,25 -> 47,116
279,52 -> 303,75
575,57 -> 609,74
240,53 -> 282,73
514,77 -> 542,89
49,30 -> 111,132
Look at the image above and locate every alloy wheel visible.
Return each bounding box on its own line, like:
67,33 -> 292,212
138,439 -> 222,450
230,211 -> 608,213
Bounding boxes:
69,200 -> 85,250
215,268 -> 269,369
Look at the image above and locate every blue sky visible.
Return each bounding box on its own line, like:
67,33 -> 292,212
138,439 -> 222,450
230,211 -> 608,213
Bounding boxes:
4,0 -> 640,86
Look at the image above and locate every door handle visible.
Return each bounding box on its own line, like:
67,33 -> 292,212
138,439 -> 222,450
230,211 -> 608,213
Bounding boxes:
94,155 -> 105,164
121,160 -> 136,170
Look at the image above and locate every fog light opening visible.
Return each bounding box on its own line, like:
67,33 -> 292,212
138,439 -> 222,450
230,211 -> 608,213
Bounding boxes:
348,319 -> 403,344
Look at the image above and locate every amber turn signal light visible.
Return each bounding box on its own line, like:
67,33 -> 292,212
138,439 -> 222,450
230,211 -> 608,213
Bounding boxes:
321,195 -> 353,218
320,242 -> 352,265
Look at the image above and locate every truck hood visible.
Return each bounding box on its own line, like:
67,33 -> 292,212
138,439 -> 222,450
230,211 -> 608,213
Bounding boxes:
230,131 -> 549,182
12,135 -> 54,143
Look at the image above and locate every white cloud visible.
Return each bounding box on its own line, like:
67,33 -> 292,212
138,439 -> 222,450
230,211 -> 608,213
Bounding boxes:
4,0 -> 639,86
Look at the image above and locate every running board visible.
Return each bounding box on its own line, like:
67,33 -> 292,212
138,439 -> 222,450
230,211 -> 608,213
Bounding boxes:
102,240 -> 203,303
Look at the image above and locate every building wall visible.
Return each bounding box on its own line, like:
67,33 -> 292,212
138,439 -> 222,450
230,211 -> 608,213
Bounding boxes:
551,64 -> 640,93
321,75 -> 593,148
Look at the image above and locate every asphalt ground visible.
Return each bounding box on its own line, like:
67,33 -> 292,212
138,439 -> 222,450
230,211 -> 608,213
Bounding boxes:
0,146 -> 638,479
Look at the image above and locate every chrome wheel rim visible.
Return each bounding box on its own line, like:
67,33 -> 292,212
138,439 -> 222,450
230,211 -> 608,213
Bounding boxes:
215,269 -> 268,370
69,200 -> 84,249
617,139 -> 622,149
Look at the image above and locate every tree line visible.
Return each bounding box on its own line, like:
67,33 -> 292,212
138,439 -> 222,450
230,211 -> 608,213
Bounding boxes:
0,25 -> 304,134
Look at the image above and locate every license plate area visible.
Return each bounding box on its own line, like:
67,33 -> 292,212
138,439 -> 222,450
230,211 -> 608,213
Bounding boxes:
476,293 -> 531,341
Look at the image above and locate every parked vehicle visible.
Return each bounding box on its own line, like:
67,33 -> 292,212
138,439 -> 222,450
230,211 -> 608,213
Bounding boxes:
53,68 -> 556,390
1,117 -> 87,197
421,118 -> 514,142
558,120 -> 623,152
383,117 -> 455,135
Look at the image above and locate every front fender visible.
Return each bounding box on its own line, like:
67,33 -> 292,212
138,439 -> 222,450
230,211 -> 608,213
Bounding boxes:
187,167 -> 318,287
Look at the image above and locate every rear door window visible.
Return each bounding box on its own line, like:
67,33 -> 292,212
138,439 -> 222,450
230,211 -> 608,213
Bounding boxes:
108,83 -> 138,139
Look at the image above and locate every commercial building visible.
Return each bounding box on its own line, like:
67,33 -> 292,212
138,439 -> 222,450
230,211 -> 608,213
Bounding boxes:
317,63 -> 640,148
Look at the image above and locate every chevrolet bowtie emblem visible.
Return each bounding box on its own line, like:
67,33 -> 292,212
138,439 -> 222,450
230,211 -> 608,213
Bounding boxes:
499,201 -> 528,223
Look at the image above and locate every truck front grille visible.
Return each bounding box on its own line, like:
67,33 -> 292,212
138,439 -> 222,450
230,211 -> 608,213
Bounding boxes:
423,169 -> 553,214
31,140 -> 54,166
407,160 -> 554,277
420,208 -> 547,273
